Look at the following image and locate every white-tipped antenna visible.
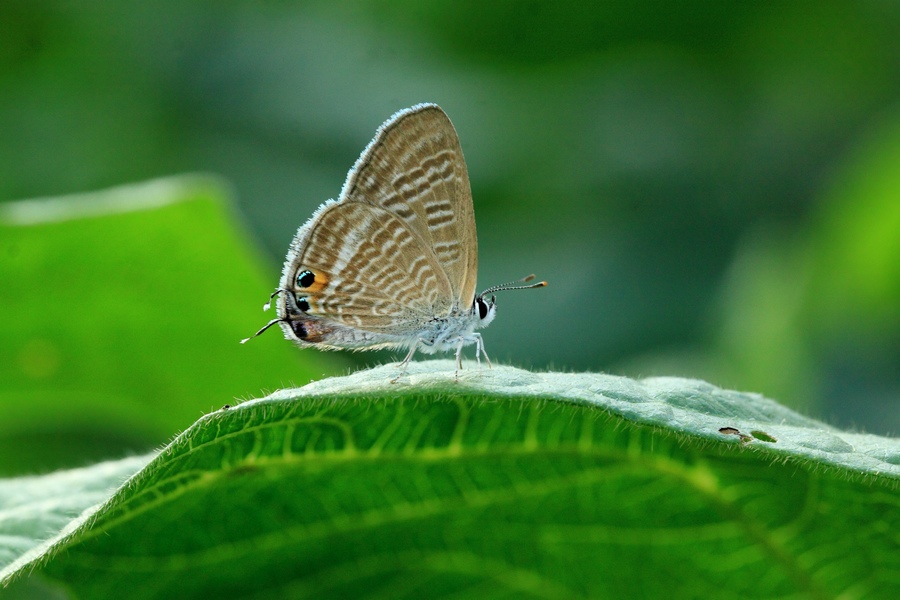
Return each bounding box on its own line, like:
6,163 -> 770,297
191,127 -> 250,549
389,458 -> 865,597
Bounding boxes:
479,274 -> 547,297
262,288 -> 284,312
240,318 -> 285,344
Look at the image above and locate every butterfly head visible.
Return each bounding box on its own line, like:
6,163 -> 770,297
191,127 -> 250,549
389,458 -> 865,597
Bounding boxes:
474,274 -> 547,329
473,294 -> 497,329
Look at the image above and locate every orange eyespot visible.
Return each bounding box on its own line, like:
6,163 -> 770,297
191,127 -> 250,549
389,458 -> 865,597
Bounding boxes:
294,268 -> 330,292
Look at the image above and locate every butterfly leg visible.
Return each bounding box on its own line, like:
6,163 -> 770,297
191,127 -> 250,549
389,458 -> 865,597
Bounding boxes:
391,342 -> 419,383
454,338 -> 466,381
473,333 -> 492,370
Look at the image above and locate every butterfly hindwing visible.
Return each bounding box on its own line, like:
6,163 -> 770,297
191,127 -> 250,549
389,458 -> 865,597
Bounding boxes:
284,201 -> 453,333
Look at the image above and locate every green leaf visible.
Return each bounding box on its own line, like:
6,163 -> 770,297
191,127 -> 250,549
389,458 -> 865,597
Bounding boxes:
0,455 -> 154,583
0,177 -> 341,475
2,361 -> 898,599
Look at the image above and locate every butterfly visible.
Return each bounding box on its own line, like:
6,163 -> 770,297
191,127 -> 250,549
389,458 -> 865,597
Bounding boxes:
243,103 -> 545,379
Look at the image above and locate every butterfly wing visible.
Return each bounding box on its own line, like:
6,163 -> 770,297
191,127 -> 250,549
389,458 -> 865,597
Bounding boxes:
339,104 -> 479,309
285,200 -> 453,330
275,104 -> 479,350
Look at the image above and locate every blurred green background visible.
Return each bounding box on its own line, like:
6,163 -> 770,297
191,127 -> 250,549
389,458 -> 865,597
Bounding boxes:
1,0 -> 898,467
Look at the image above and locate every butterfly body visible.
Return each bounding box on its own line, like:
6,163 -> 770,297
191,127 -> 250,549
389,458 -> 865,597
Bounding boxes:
245,103 -> 543,376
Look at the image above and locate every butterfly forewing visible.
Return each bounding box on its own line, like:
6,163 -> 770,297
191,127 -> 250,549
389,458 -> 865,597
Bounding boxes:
340,104 -> 479,308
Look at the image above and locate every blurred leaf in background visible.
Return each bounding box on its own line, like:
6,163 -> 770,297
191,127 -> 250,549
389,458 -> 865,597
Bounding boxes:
0,177 -> 341,476
1,0 -> 898,439
803,115 -> 900,426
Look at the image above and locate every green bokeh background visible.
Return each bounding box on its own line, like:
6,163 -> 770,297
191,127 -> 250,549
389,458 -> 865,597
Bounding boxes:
1,0 -> 898,450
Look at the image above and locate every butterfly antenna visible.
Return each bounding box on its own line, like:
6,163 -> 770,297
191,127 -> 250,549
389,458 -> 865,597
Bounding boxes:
262,288 -> 285,312
240,318 -> 286,344
479,274 -> 547,296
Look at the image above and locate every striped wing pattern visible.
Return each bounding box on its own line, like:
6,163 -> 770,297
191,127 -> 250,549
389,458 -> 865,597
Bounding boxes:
297,202 -> 452,330
341,104 -> 478,308
285,104 -> 478,336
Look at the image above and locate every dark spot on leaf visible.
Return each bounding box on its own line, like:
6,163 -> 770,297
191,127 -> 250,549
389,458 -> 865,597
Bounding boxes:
719,426 -> 752,443
229,464 -> 260,477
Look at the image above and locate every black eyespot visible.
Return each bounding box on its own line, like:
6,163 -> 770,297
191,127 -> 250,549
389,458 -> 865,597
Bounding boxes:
296,270 -> 315,288
296,296 -> 310,312
477,297 -> 489,320
292,321 -> 308,340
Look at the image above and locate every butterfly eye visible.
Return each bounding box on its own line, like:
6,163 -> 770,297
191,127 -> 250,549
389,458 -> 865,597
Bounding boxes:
296,296 -> 311,312
296,270 -> 315,288
476,297 -> 489,320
